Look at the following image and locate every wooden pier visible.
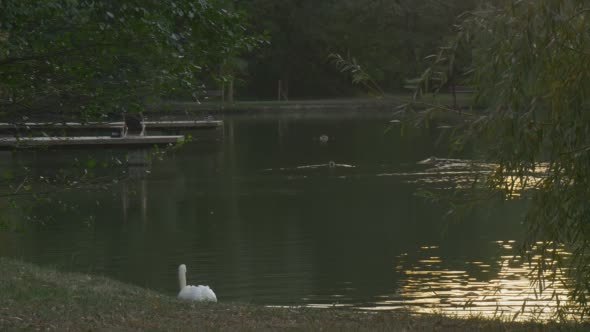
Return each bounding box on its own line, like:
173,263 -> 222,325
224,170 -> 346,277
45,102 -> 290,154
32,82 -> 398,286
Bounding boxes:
0,119 -> 222,131
0,119 -> 218,149
0,122 -> 123,130
0,135 -> 184,149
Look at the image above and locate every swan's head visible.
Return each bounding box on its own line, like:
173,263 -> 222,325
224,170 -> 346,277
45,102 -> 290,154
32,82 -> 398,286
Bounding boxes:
179,264 -> 187,274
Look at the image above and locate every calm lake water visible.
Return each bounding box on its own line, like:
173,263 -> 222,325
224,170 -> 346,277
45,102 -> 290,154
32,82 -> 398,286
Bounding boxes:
0,112 -> 571,320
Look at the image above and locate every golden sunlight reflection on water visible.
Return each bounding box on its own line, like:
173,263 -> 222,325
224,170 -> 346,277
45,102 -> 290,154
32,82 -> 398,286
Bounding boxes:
268,241 -> 574,321
360,241 -> 571,321
265,241 -> 574,321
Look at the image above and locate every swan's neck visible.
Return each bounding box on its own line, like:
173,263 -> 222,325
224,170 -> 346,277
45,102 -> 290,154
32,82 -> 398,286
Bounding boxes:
179,268 -> 187,290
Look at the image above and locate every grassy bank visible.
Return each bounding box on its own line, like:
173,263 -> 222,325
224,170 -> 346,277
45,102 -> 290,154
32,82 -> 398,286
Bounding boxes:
0,258 -> 577,331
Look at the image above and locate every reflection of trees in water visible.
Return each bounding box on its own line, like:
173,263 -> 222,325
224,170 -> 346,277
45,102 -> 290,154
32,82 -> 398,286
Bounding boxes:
0,148 -> 155,231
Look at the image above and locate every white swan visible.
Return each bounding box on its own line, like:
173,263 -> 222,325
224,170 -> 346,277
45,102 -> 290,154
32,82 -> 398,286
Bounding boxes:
177,264 -> 217,302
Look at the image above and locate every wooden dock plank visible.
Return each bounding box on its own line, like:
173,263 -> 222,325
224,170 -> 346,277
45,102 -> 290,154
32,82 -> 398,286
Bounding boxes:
0,135 -> 184,148
0,120 -> 222,130
0,122 -> 123,130
143,120 -> 223,129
